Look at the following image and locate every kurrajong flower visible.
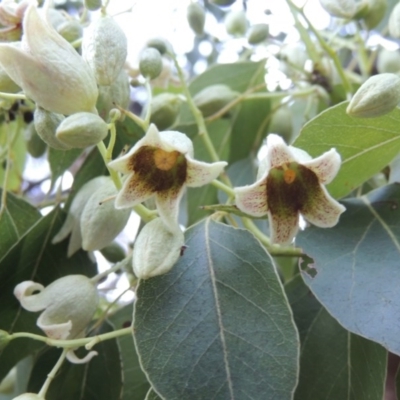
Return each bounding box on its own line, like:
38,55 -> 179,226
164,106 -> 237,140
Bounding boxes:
109,124 -> 227,231
0,4 -> 98,115
234,134 -> 346,245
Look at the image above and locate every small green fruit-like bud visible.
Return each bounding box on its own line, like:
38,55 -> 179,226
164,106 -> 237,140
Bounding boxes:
12,393 -> 44,400
34,107 -> 71,150
146,37 -> 170,55
247,23 -> 269,44
139,48 -> 163,80
80,179 -> 131,251
57,20 -> 83,43
0,329 -> 11,352
84,0 -> 102,11
100,241 -> 126,263
56,112 -> 109,148
362,0 -> 386,29
389,3 -> 400,38
82,16 -> 128,86
224,10 -> 248,36
346,73 -> 400,118
210,0 -> 236,6
193,84 -> 238,117
377,49 -> 400,74
187,3 -> 206,35
25,123 -> 47,158
133,218 -> 184,279
319,0 -> 357,19
0,65 -> 20,93
268,106 -> 293,143
148,93 -> 182,130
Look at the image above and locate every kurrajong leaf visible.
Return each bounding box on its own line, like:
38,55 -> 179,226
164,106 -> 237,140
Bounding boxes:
134,219 -> 299,400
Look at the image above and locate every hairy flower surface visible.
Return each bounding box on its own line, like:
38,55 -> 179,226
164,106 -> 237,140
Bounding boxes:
234,134 -> 346,244
109,124 -> 227,231
0,4 -> 98,115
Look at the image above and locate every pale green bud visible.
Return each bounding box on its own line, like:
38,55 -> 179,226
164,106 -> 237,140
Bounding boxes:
0,64 -> 20,93
139,48 -> 163,80
25,123 -> 47,158
193,84 -> 238,117
34,107 -> 71,150
377,49 -> 400,74
100,241 -> 126,263
57,19 -> 83,43
12,394 -> 44,400
80,179 -> 131,251
389,2 -> 400,38
346,73 -> 400,118
56,112 -> 109,148
82,15 -> 128,86
187,3 -> 206,36
148,93 -> 182,130
133,218 -> 184,279
146,37 -> 170,55
319,0 -> 358,18
224,10 -> 248,36
362,0 -> 386,29
268,106 -> 293,143
247,23 -> 269,45
84,0 -> 103,11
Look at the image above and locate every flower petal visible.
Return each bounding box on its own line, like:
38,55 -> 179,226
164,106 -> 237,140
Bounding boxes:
234,179 -> 268,217
37,313 -> 72,340
186,158 -> 227,187
67,223 -> 82,258
302,148 -> 341,184
14,281 -> 46,312
159,129 -> 194,156
301,185 -> 346,228
66,349 -> 98,364
265,133 -> 296,168
155,187 -> 185,233
114,173 -> 153,209
268,209 -> 299,245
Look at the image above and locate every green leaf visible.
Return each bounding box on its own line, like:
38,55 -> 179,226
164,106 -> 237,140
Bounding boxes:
0,207 -> 96,381
48,147 -> 82,186
286,276 -> 387,400
134,219 -> 299,400
108,304 -> 150,400
27,322 -> 122,400
145,388 -> 162,400
0,190 -> 41,259
294,102 -> 400,198
297,183 -> 400,355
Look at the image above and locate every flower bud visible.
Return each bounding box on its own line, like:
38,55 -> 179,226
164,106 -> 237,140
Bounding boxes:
187,3 -> 206,36
56,112 -> 109,148
224,10 -> 248,36
319,0 -> 357,19
84,0 -> 102,11
53,176 -> 109,256
80,178 -> 131,251
0,64 -> 20,93
57,19 -> 83,43
25,123 -> 47,158
346,73 -> 400,118
148,93 -> 182,130
82,15 -> 128,86
14,275 -> 98,340
247,23 -> 269,45
362,0 -> 386,29
210,0 -> 236,6
96,70 -> 130,120
377,49 -> 400,74
133,218 -> 184,279
34,107 -> 71,150
268,106 -> 293,143
12,394 -> 44,400
139,48 -> 163,80
193,84 -> 238,117
146,37 -> 170,55
100,241 -> 126,263
389,2 -> 400,38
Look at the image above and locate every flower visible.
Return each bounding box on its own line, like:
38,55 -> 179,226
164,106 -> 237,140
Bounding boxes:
108,124 -> 227,231
234,134 -> 346,245
0,4 -> 98,115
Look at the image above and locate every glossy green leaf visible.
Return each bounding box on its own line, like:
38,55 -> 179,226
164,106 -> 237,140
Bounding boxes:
48,147 -> 82,185
108,304 -> 150,400
27,322 -> 122,400
0,207 -> 96,381
294,102 -> 400,198
286,276 -> 387,400
0,190 -> 41,259
298,183 -> 400,355
134,219 -> 299,400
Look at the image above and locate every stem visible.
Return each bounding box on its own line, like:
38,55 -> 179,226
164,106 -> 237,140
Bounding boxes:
0,92 -> 26,101
114,105 -> 147,131
143,79 -> 152,129
354,23 -> 370,78
211,179 -> 235,197
90,256 -> 132,283
38,348 -> 68,398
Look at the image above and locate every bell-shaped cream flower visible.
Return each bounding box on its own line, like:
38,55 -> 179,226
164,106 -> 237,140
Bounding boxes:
234,134 -> 346,245
109,124 -> 227,231
0,4 -> 98,115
